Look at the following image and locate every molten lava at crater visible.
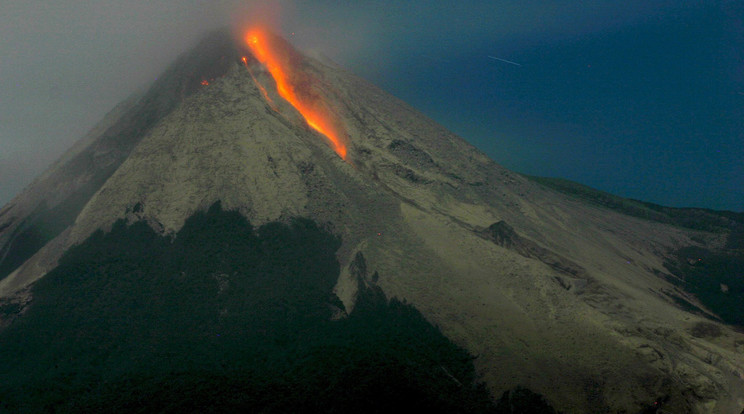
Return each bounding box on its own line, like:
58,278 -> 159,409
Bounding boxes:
244,27 -> 348,160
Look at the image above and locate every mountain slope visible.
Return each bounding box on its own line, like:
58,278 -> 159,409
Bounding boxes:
0,204 -> 503,413
0,30 -> 237,289
1,29 -> 743,413
527,175 -> 744,234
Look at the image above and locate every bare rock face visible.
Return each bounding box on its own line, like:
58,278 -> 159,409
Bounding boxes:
1,29 -> 743,413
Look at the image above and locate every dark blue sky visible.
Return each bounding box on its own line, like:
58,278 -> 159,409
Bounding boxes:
1,1 -> 742,211
319,2 -> 742,211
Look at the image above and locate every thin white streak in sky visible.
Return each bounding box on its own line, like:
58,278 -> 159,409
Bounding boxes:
488,56 -> 521,67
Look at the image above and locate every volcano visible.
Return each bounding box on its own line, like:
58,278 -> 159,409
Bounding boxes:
1,29 -> 743,413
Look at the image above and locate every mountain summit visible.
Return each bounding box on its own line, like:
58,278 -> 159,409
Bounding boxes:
1,29 -> 743,413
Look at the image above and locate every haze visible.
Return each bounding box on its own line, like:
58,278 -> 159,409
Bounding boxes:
1,0 -> 741,210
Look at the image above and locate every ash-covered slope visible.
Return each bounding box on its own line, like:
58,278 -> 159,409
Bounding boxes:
0,30 -> 237,289
1,29 -> 743,413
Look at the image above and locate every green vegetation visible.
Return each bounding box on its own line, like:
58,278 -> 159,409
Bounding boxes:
527,176 -> 744,331
0,203 -> 526,413
664,246 -> 744,328
526,175 -> 744,233
494,387 -> 558,414
0,185 -> 103,280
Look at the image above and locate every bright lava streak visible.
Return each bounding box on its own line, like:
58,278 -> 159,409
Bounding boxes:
245,28 -> 348,160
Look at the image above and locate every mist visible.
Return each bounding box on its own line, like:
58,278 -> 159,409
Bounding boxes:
2,0 -> 740,210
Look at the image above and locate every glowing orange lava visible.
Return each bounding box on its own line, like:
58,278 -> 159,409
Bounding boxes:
244,28 -> 347,159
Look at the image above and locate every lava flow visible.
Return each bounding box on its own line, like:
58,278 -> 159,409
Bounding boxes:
245,27 -> 348,160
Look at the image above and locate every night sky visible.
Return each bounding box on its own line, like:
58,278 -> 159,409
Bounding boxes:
1,1 -> 742,211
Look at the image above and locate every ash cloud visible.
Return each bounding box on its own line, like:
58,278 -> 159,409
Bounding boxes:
0,0 -> 233,205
